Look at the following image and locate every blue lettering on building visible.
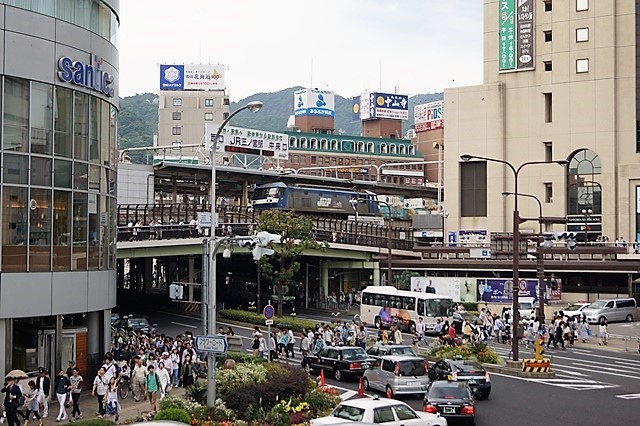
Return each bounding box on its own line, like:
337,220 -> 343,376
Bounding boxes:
57,55 -> 114,97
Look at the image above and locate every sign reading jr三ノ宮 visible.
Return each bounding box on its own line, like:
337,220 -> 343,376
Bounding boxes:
499,0 -> 535,72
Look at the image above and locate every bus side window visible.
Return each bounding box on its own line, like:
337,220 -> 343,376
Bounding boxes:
417,299 -> 425,316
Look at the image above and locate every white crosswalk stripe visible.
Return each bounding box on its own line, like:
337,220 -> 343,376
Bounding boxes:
525,378 -> 618,390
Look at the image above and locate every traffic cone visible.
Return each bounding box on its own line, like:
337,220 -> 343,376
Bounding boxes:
358,377 -> 364,397
319,369 -> 326,386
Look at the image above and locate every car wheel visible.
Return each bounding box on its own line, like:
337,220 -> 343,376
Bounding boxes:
626,314 -> 634,322
374,316 -> 382,329
385,386 -> 394,399
334,369 -> 342,381
363,377 -> 370,390
303,362 -> 312,374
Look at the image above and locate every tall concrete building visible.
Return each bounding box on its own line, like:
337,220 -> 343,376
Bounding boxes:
444,0 -> 640,244
0,1 -> 119,379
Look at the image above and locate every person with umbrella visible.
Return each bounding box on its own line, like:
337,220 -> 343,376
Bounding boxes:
2,375 -> 23,426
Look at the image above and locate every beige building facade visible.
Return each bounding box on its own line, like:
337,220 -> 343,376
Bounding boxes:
444,0 -> 640,243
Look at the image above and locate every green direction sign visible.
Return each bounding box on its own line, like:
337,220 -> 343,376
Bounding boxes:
499,0 -> 515,71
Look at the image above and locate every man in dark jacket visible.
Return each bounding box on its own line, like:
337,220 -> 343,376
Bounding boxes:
1,376 -> 23,426
35,368 -> 50,418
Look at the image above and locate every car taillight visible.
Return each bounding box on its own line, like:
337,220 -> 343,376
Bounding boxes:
424,404 -> 438,414
349,362 -> 362,369
461,405 -> 475,415
394,364 -> 400,376
485,372 -> 491,382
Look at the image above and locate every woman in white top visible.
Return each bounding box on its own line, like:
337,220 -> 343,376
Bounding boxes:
155,362 -> 171,400
105,377 -> 120,422
598,319 -> 608,346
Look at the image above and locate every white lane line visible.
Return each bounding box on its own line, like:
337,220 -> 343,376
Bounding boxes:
570,361 -> 640,375
489,372 -> 617,390
548,362 -> 640,380
551,367 -> 589,377
551,351 -> 640,365
570,348 -> 593,354
616,393 -> 640,399
170,321 -> 197,329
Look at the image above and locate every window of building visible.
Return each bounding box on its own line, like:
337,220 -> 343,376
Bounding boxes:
381,143 -> 387,153
3,77 -> 29,153
399,145 -> 406,155
289,137 -> 297,148
301,137 -> 308,149
544,93 -> 553,123
173,98 -> 182,106
576,0 -> 588,11
338,158 -> 343,166
172,111 -> 182,120
576,27 -> 589,42
2,186 -> 28,271
223,97 -> 230,105
544,31 -> 552,42
544,142 -> 553,162
204,98 -> 214,107
331,139 -> 338,150
31,82 -> 53,155
409,146 -> 416,155
223,112 -> 229,120
311,138 -> 318,149
390,144 -> 397,154
544,61 -> 552,71
172,126 -> 182,135
204,112 -> 213,121
460,161 -> 487,217
544,0 -> 552,12
576,58 -> 589,73
545,183 -> 553,203
311,155 -> 317,164
357,141 -> 364,152
367,142 -> 374,153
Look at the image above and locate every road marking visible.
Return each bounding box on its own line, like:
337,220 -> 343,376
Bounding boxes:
550,351 -> 640,366
570,348 -> 593,354
170,321 -> 197,329
489,372 -> 618,390
616,393 -> 640,399
551,367 -> 589,377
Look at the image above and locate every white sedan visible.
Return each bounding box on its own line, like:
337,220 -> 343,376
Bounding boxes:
311,396 -> 447,426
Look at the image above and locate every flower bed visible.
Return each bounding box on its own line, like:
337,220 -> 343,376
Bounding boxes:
220,309 -> 321,333
161,358 -> 341,425
426,341 -> 503,365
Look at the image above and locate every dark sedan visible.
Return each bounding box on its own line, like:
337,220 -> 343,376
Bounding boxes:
112,315 -> 154,334
302,346 -> 372,381
428,358 -> 491,399
424,380 -> 476,425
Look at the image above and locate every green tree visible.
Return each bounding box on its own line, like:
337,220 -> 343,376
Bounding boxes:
256,210 -> 327,317
398,270 -> 420,291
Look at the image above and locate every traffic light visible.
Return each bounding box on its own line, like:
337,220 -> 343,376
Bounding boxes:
534,337 -> 545,360
252,246 -> 275,260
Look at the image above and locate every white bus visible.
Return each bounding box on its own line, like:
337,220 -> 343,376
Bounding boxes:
360,286 -> 454,334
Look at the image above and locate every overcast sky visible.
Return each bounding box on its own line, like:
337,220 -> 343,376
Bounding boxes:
118,0 -> 483,101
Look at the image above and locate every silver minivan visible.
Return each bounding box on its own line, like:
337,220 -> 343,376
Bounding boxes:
582,298 -> 638,324
362,355 -> 430,398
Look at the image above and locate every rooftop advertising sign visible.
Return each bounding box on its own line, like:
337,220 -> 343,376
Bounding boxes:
294,88 -> 335,117
499,0 -> 535,72
160,64 -> 225,90
414,101 -> 443,132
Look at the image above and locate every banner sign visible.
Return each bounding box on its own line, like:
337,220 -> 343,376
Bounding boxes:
205,124 -> 289,160
477,278 -> 561,303
414,101 -> 444,132
370,92 -> 409,120
499,0 -> 535,72
160,64 -> 225,90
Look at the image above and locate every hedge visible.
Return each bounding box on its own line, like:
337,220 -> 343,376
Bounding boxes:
154,407 -> 191,424
220,309 -> 323,332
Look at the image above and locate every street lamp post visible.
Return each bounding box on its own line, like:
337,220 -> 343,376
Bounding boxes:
207,101 -> 262,407
460,154 -> 567,362
502,191 -> 545,321
581,208 -> 593,244
440,209 -> 449,245
377,200 -> 394,287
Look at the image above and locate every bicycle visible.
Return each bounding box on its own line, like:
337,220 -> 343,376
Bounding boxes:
118,375 -> 131,399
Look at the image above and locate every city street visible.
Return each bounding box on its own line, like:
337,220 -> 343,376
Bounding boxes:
142,307 -> 639,425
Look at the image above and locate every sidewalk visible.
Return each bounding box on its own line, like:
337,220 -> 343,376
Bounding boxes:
31,386 -> 187,426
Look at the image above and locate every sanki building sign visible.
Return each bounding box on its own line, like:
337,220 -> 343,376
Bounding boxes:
57,55 -> 115,97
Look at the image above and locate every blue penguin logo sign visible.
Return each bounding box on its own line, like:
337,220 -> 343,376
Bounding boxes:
293,89 -> 334,117
57,55 -> 114,97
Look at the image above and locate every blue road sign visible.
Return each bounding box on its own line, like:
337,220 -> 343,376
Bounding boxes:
263,304 -> 275,320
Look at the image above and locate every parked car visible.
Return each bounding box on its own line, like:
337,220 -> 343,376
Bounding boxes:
427,358 -> 491,399
517,297 -> 536,319
365,344 -> 418,359
582,298 -> 638,324
311,396 -> 447,426
302,346 -> 372,381
362,355 -> 430,398
112,315 -> 154,334
424,380 -> 476,425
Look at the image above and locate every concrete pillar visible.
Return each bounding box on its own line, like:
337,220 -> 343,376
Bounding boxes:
54,315 -> 63,373
242,179 -> 250,208
143,257 -> 153,295
188,256 -> 195,301
87,311 -> 101,356
320,261 -> 329,309
372,264 -> 381,286
103,309 -> 111,356
0,319 -> 8,379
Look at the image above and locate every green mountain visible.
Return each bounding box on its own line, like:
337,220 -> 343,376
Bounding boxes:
118,88 -> 443,163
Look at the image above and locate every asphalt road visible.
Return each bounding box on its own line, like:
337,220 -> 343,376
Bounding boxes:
141,308 -> 639,425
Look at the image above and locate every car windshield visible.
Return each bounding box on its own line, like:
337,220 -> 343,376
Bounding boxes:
565,304 -> 584,312
520,303 -> 533,309
331,404 -> 365,421
453,361 -> 483,372
341,348 -> 367,361
398,360 -> 426,376
389,347 -> 418,356
429,385 -> 469,399
128,319 -> 149,328
587,301 -> 606,309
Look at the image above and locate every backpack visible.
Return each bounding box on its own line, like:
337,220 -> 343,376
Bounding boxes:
14,388 -> 24,407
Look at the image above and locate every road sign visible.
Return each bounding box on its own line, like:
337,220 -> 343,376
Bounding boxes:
265,319 -> 274,325
518,279 -> 528,291
263,304 -> 275,320
194,335 -> 228,354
